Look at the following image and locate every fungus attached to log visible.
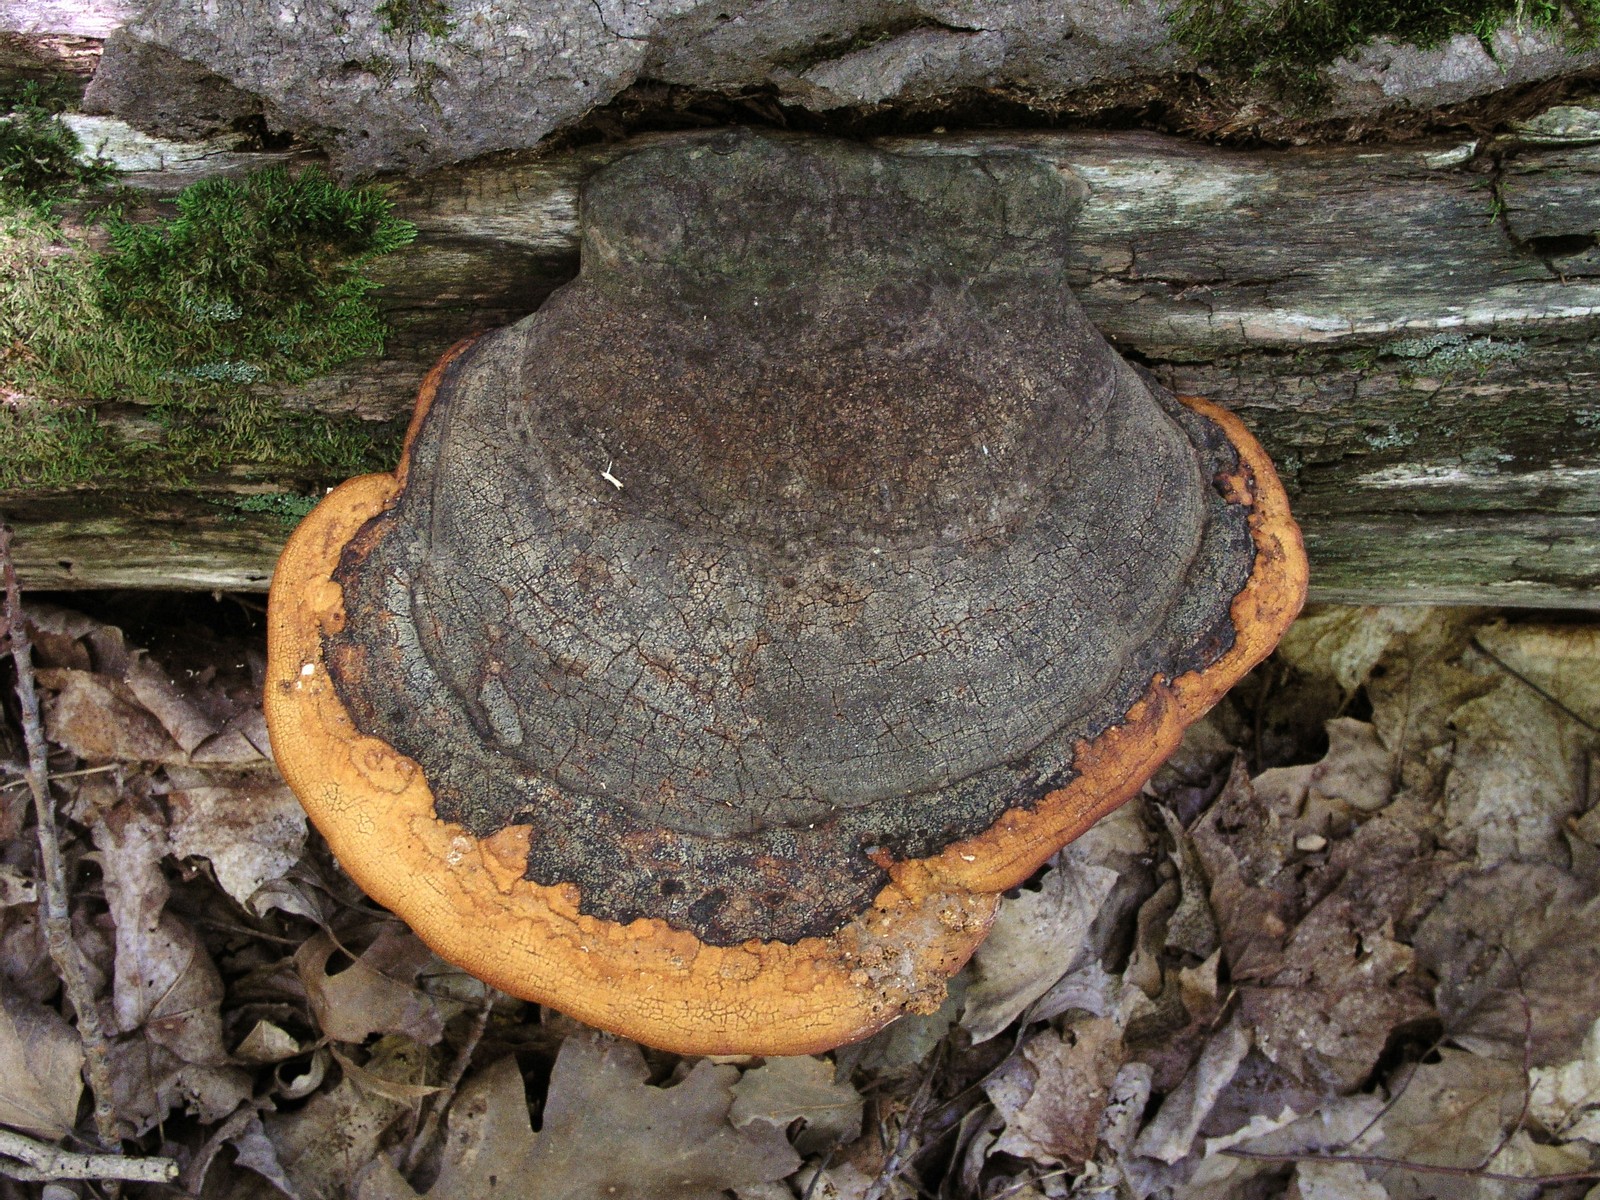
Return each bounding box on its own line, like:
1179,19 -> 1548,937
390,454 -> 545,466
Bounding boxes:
265,131 -> 1308,1055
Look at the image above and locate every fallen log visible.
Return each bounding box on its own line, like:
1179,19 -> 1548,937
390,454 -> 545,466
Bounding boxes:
6,116 -> 1598,606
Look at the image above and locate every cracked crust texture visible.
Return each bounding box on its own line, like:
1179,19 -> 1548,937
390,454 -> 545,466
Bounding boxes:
264,133 -> 1308,1054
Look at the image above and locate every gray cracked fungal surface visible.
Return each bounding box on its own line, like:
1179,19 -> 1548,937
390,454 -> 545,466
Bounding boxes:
326,133 -> 1254,945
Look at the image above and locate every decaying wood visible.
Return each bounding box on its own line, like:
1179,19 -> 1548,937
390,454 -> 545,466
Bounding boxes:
4,120 -> 1597,605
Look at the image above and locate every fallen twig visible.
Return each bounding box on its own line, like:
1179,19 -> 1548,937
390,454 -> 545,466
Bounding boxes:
0,522 -> 120,1148
402,983 -> 496,1174
1221,1148 -> 1600,1186
0,1128 -> 176,1184
861,1053 -> 940,1200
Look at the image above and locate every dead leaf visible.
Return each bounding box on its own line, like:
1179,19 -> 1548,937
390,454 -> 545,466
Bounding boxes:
1197,762 -> 1445,1092
1131,1018 -> 1252,1164
836,973 -> 965,1075
1159,806 -> 1220,960
962,851 -> 1119,1042
1166,1094 -> 1387,1200
1292,1160 -> 1391,1200
1276,606 -> 1436,694
103,1036 -> 252,1138
523,1036 -> 800,1199
1414,861 -> 1600,1065
1368,1050 -> 1526,1200
94,799 -> 230,1064
266,1036 -> 423,1200
295,926 -> 446,1045
1439,625 -> 1600,868
0,992 -> 84,1138
985,1017 -> 1124,1167
1191,758 -> 1300,981
731,1055 -> 863,1155
235,1020 -> 302,1064
166,770 -> 307,904
0,864 -> 36,907
365,1036 -> 800,1200
1530,1016 -> 1600,1142
1236,873 -> 1435,1093
40,668 -> 188,764
330,1044 -> 442,1103
125,652 -> 219,752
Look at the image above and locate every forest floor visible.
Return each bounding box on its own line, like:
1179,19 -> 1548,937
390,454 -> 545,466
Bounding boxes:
1,558 -> 1599,1200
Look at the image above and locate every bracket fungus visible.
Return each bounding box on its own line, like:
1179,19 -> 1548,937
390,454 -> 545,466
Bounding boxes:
266,131 -> 1307,1055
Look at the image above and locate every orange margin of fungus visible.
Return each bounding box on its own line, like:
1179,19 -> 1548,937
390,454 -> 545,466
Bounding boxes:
265,344 -> 1309,1056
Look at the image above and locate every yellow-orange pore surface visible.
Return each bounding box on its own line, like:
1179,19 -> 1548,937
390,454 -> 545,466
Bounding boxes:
264,354 -> 1307,1055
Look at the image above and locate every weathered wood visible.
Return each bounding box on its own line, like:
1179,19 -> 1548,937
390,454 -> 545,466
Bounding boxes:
6,122 -> 1598,605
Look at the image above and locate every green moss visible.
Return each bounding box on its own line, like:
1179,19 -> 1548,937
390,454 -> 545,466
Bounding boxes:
376,0 -> 453,39
0,83 -> 115,202
0,403 -> 123,491
214,491 -> 324,527
1170,0 -> 1600,96
157,397 -> 405,479
0,163 -> 415,491
96,165 -> 416,391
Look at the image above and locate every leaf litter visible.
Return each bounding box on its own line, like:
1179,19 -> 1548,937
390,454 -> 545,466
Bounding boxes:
0,594 -> 1597,1198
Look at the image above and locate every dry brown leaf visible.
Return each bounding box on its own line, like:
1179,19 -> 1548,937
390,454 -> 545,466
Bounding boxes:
0,864 -> 36,907
1530,1017 -> 1600,1143
1438,625 -> 1600,868
103,1036 -> 251,1138
961,850 -> 1119,1043
40,668 -> 188,764
166,770 -> 307,905
836,973 -> 965,1075
1196,760 -> 1445,1092
730,1055 -> 863,1155
94,799 -> 231,1064
1415,861 -> 1600,1066
1276,606 -> 1436,694
1159,1094 -> 1386,1200
518,1036 -> 800,1199
985,1017 -> 1124,1167
295,926 -> 446,1045
1160,806 -> 1221,960
365,1036 -> 801,1200
265,1036 -> 424,1200
1292,1160 -> 1391,1200
124,652 -> 220,753
235,1020 -> 302,1064
1236,826 -> 1437,1093
0,992 -> 85,1138
1368,1049 -> 1526,1200
1131,1018 -> 1252,1164
330,1044 -> 442,1103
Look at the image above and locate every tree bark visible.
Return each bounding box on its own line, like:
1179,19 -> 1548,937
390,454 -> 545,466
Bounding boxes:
6,121 -> 1598,606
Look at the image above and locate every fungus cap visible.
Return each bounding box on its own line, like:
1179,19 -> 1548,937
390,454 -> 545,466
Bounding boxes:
265,132 -> 1308,1055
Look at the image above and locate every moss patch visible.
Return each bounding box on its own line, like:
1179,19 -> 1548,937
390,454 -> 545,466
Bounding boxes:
0,153 -> 414,492
214,491 -> 323,526
0,83 -> 114,200
376,0 -> 453,39
1170,0 -> 1600,96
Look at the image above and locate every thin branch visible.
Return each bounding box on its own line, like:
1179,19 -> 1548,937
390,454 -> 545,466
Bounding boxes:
0,764 -> 122,792
0,1129 -> 175,1184
1221,1148 -> 1600,1186
402,984 -> 495,1174
0,523 -> 120,1149
861,1053 -> 940,1200
1470,636 -> 1599,734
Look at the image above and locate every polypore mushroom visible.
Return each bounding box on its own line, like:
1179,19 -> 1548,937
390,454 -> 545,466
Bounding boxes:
266,131 -> 1307,1055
